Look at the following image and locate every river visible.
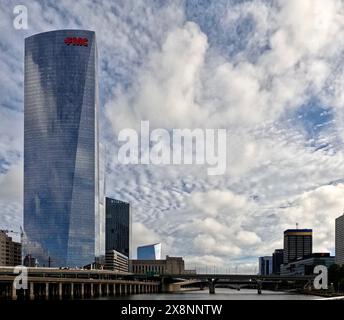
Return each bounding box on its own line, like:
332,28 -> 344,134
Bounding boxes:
100,288 -> 320,300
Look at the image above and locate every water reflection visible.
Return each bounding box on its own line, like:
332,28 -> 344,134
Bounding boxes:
100,288 -> 320,300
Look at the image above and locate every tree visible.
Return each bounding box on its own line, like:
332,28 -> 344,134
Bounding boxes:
329,264 -> 344,292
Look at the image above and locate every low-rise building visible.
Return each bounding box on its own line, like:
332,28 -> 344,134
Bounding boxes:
23,254 -> 38,267
105,249 -> 129,273
280,253 -> 335,276
130,256 -> 186,275
0,230 -> 21,266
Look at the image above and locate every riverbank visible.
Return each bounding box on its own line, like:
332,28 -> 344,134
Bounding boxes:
296,289 -> 344,299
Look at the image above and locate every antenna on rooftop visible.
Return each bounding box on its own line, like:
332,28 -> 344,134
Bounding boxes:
296,222 -> 299,230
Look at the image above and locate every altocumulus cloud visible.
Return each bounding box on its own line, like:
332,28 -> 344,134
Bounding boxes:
1,0 -> 344,272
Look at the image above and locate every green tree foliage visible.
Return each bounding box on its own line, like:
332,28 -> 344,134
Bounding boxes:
328,264 -> 344,292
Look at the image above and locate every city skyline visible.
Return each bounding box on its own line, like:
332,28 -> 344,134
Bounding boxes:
2,0 -> 344,273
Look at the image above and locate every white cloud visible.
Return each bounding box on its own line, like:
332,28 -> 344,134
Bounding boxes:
0,162 -> 22,203
190,190 -> 249,216
131,222 -> 161,259
1,0 -> 344,269
236,231 -> 262,246
280,184 -> 344,253
185,255 -> 225,270
105,21 -> 209,132
192,233 -> 241,256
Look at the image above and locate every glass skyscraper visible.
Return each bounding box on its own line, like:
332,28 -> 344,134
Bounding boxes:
272,249 -> 284,275
105,198 -> 130,258
283,229 -> 312,264
258,256 -> 272,276
137,243 -> 162,260
24,30 -> 103,267
335,214 -> 344,266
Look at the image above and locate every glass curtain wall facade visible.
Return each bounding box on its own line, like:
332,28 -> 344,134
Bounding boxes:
258,256 -> 272,276
272,249 -> 284,275
335,215 -> 344,266
137,243 -> 162,260
283,229 -> 313,264
105,198 -> 130,258
24,30 -> 102,267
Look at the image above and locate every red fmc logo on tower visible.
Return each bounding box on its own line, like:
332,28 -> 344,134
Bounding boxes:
64,37 -> 88,47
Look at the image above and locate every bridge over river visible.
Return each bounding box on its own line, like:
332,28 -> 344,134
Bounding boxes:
0,267 -> 159,300
151,273 -> 316,295
0,267 -> 316,299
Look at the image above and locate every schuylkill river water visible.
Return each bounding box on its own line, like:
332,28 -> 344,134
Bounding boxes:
100,288 -> 320,300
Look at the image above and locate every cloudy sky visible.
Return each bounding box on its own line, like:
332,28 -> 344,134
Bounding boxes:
1,0 -> 344,273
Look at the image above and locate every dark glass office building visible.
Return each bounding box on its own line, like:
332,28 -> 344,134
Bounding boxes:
283,229 -> 312,264
105,198 -> 130,258
23,30 -> 103,267
272,249 -> 284,274
258,256 -> 272,275
335,214 -> 344,266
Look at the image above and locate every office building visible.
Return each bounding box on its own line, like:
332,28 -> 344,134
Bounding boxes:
280,253 -> 335,276
137,243 -> 161,260
335,214 -> 344,266
105,198 -> 130,258
130,256 -> 185,275
23,30 -> 103,267
272,249 -> 284,275
105,250 -> 129,273
23,254 -> 38,267
0,231 -> 21,266
283,229 -> 312,264
258,256 -> 273,275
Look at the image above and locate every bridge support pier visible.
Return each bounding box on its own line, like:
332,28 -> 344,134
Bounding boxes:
12,284 -> 17,300
58,283 -> 62,299
30,282 -> 34,300
90,283 -> 94,297
208,280 -> 216,294
257,281 -> 262,295
45,283 -> 49,299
